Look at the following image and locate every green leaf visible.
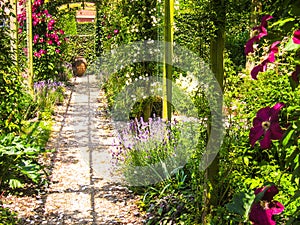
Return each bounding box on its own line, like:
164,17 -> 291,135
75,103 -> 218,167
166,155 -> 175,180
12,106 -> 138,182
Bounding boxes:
9,178 -> 23,189
225,192 -> 255,218
243,157 -> 249,166
282,129 -> 295,146
271,18 -> 295,27
158,206 -> 163,216
284,38 -> 300,51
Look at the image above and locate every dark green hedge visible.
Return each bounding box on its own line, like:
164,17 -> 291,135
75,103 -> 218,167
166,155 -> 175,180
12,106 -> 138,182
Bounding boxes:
76,22 -> 95,35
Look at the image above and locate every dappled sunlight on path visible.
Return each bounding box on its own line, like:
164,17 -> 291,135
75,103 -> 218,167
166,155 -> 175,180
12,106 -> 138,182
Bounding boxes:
15,74 -> 144,224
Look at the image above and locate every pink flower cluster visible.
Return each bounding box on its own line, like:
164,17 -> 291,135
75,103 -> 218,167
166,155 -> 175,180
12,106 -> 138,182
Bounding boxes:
17,0 -> 65,58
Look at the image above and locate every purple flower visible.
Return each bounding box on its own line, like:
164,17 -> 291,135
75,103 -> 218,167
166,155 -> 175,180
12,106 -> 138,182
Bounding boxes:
245,15 -> 273,55
249,185 -> 284,225
267,41 -> 280,63
250,41 -> 280,79
251,60 -> 268,80
260,15 -> 273,28
292,65 -> 300,83
292,30 -> 300,44
249,103 -> 285,149
245,36 -> 259,55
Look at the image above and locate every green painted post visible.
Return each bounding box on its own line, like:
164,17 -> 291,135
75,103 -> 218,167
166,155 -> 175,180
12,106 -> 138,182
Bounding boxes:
10,0 -> 19,69
162,0 -> 174,121
26,0 -> 33,94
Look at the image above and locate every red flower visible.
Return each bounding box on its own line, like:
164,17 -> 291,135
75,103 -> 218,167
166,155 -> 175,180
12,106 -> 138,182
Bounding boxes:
249,103 -> 284,149
249,185 -> 284,225
292,30 -> 300,44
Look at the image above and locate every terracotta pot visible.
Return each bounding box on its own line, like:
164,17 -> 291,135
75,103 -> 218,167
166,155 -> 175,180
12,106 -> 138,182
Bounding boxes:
72,56 -> 87,76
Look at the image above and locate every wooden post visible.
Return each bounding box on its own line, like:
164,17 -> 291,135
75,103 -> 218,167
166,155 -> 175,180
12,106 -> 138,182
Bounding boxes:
201,0 -> 225,224
26,0 -> 33,93
10,0 -> 18,64
162,0 -> 174,121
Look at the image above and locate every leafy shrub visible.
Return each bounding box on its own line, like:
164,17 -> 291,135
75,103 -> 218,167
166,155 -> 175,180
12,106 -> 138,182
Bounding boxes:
0,206 -> 19,225
59,12 -> 77,35
0,1 -> 35,134
63,35 -> 95,65
76,22 -> 94,35
0,134 -> 48,190
18,0 -> 68,82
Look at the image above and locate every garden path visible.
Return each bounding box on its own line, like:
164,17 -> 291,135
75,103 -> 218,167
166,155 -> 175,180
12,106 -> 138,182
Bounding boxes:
13,74 -> 143,224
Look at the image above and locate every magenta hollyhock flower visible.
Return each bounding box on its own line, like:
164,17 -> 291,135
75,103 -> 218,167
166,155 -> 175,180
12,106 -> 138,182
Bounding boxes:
59,29 -> 64,35
33,34 -> 39,44
249,102 -> 285,149
34,52 -> 41,58
107,34 -> 112,39
39,49 -> 46,55
114,29 -> 119,35
23,48 -> 28,56
249,185 -> 284,225
292,65 -> 300,83
292,30 -> 300,44
18,0 -> 25,6
55,49 -> 60,53
47,39 -> 53,45
33,20 -> 38,26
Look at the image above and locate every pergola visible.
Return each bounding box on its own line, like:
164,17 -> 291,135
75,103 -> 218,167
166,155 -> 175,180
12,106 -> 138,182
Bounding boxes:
9,0 -> 174,121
